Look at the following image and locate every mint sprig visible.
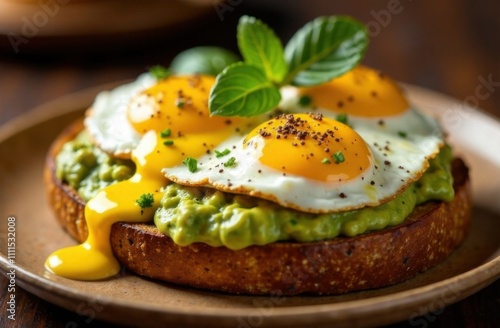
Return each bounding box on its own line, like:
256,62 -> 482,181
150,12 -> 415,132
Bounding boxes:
284,16 -> 368,86
209,15 -> 368,117
237,16 -> 288,83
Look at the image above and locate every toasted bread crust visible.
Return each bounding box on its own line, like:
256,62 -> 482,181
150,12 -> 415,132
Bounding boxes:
45,121 -> 472,295
44,120 -> 89,242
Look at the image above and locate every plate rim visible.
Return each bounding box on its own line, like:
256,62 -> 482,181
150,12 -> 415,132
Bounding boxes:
1,82 -> 499,325
1,254 -> 499,317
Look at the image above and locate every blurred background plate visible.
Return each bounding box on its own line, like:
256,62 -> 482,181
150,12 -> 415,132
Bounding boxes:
0,0 -> 215,36
0,0 -> 215,50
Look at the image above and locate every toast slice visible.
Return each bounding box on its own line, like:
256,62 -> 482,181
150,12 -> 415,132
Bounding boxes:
44,120 -> 472,295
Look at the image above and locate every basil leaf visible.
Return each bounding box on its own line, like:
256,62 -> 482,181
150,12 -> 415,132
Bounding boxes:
237,16 -> 288,83
170,46 -> 240,76
284,16 -> 368,86
209,63 -> 281,117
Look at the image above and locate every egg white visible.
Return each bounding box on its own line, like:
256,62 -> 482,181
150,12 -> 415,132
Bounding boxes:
84,73 -> 157,158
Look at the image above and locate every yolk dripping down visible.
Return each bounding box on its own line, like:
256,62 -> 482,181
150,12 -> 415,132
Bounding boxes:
244,113 -> 372,182
299,65 -> 409,117
45,75 -> 240,280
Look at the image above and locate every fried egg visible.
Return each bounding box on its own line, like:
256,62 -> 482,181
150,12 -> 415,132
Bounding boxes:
163,112 -> 443,213
281,65 -> 443,139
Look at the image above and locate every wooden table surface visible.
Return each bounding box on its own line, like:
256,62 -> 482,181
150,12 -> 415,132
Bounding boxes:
1,0 -> 499,327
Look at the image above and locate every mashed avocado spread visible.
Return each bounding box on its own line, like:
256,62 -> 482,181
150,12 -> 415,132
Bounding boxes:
56,132 -> 135,201
56,133 -> 454,250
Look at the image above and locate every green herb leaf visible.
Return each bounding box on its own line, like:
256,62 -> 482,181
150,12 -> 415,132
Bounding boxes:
224,157 -> 236,167
333,151 -> 345,164
160,129 -> 171,138
336,113 -> 349,125
284,16 -> 368,86
215,148 -> 231,158
321,157 -> 331,164
163,140 -> 174,146
298,95 -> 312,107
398,131 -> 407,138
149,65 -> 171,80
183,157 -> 198,173
170,46 -> 240,76
176,99 -> 185,108
136,193 -> 154,214
237,16 -> 288,83
209,63 -> 281,117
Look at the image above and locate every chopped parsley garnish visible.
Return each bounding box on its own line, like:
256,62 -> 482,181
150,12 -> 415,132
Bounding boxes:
160,129 -> 171,138
336,113 -> 349,125
321,157 -> 331,164
398,131 -> 407,138
149,65 -> 170,80
176,98 -> 185,108
333,151 -> 345,164
163,140 -> 174,146
136,193 -> 154,215
224,157 -> 236,167
183,157 -> 198,173
298,95 -> 312,107
215,148 -> 231,158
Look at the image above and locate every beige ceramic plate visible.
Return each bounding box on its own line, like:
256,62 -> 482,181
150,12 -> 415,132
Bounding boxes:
0,84 -> 499,328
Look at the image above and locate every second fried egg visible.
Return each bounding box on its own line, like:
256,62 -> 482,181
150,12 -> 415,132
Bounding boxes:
163,113 -> 443,213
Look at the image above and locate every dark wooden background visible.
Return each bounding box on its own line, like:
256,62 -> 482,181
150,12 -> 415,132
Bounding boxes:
1,0 -> 499,327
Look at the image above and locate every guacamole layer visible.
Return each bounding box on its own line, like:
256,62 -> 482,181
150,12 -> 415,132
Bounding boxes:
56,132 -> 454,250
55,132 -> 135,201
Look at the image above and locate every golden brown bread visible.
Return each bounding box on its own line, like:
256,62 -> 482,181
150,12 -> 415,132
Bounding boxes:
44,120 -> 472,295
45,120 -> 89,243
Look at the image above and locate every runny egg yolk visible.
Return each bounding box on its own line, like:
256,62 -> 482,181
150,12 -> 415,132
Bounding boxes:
45,75 -> 240,280
244,113 -> 372,182
128,75 -> 232,134
299,65 -> 409,117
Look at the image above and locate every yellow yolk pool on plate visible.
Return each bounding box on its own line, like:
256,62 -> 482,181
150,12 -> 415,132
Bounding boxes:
45,75 -> 249,280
